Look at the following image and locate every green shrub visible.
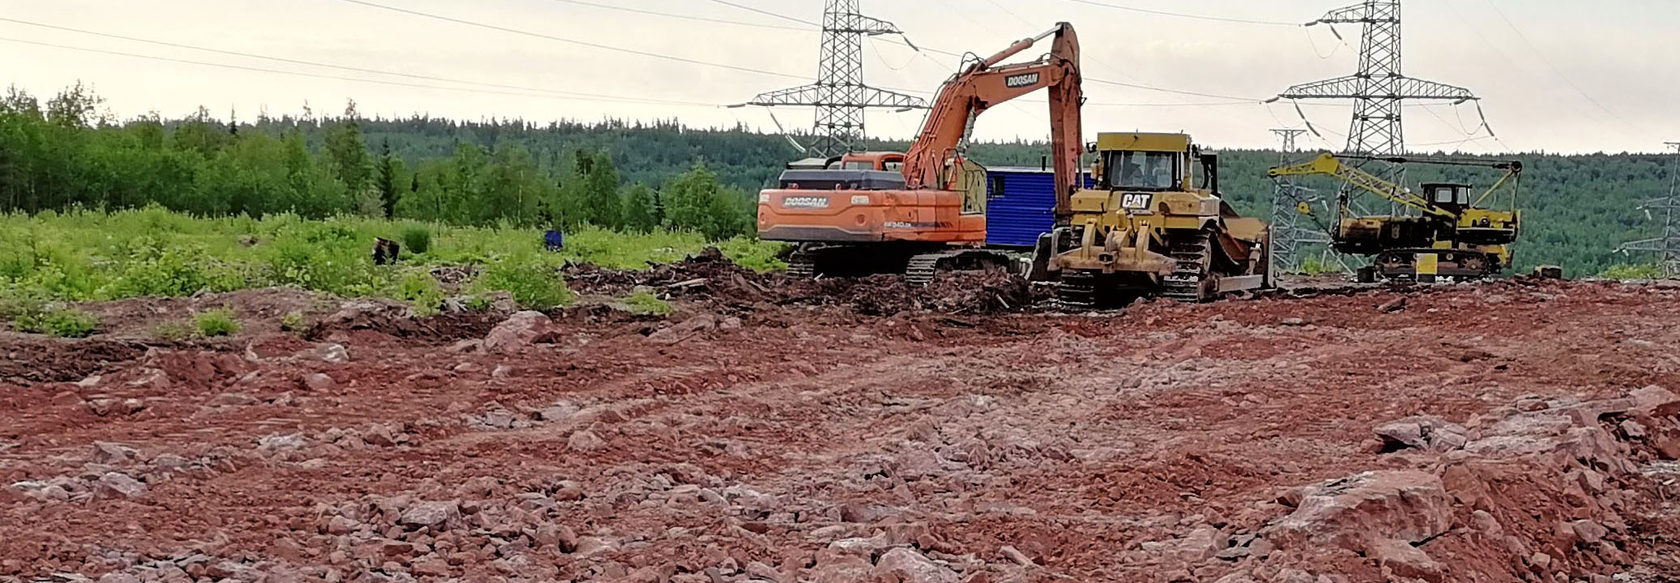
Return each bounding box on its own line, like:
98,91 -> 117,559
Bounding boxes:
280,311 -> 306,333
151,321 -> 194,341
193,307 -> 242,337
401,225 -> 433,255
1601,263 -> 1662,280
475,261 -> 573,310
461,295 -> 494,312
625,290 -> 673,316
717,239 -> 789,273
15,307 -> 100,338
396,272 -> 446,316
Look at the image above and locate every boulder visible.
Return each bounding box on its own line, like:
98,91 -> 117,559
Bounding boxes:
1262,471 -> 1452,552
302,373 -> 336,392
1374,416 -> 1469,452
647,315 -> 719,345
399,501 -> 460,529
1631,385 -> 1680,418
92,442 -> 141,464
870,548 -> 960,583
1367,538 -> 1445,582
97,472 -> 147,499
483,311 -> 558,353
568,430 -> 607,452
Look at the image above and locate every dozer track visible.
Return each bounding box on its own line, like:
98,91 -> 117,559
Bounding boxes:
1055,270 -> 1100,311
1162,231 -> 1214,303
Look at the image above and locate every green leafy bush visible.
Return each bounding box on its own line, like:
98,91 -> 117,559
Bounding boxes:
193,307 -> 242,337
397,272 -> 446,316
280,311 -> 307,333
15,307 -> 100,338
401,225 -> 432,255
625,290 -> 673,316
476,261 -> 573,310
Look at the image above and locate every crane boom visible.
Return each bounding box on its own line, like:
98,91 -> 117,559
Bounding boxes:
1267,153 -> 1453,219
902,22 -> 1083,218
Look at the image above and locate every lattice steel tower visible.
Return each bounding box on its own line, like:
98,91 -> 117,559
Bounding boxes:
1270,129 -> 1309,275
1274,0 -> 1477,156
746,0 -> 926,157
1618,143 -> 1680,277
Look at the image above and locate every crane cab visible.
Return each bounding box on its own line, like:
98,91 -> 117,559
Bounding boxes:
1423,183 -> 1472,214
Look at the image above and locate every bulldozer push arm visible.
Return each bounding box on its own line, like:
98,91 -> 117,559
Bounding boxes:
902,23 -> 1084,218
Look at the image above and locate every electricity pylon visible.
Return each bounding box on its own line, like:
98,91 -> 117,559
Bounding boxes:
743,0 -> 926,157
1617,142 -> 1680,277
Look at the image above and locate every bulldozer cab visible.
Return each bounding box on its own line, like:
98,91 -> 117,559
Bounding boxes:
1423,183 -> 1472,214
1096,133 -> 1194,193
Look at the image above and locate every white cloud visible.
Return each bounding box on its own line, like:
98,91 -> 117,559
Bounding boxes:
2,0 -> 1673,153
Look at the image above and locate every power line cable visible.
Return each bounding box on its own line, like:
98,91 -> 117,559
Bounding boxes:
0,16 -> 713,106
0,36 -> 719,108
1085,77 -> 1261,102
700,0 -> 820,27
1481,0 -> 1635,131
1062,0 -> 1300,27
549,0 -> 810,32
333,0 -> 808,81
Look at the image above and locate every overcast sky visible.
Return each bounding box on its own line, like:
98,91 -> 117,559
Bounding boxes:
3,0 -> 1675,154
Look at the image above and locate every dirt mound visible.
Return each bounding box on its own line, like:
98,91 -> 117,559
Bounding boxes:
0,337 -> 151,383
304,300 -> 506,345
566,247 -> 1036,316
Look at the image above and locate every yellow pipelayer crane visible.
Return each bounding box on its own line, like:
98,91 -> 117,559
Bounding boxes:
1267,153 -> 1523,282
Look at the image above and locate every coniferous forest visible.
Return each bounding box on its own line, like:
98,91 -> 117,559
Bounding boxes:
1,85 -> 1672,277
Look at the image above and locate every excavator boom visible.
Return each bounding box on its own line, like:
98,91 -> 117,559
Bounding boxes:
903,23 -> 1083,216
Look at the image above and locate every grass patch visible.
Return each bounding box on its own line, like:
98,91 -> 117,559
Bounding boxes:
14,307 -> 100,338
0,207 -> 779,307
625,290 -> 673,316
193,307 -> 242,337
151,321 -> 194,341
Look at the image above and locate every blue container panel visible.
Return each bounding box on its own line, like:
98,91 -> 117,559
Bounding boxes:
985,170 -> 1093,247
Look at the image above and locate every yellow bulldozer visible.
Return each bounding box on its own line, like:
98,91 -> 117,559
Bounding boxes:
1035,132 -> 1271,308
1267,153 -> 1523,282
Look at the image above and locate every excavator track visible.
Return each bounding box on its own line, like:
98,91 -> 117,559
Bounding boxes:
1162,231 -> 1214,303
786,247 -> 820,279
787,254 -> 817,279
905,253 -> 948,286
905,250 -> 1015,286
1055,270 -> 1100,311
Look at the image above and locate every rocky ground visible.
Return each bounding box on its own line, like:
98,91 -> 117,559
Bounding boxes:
4,260 -> 1680,583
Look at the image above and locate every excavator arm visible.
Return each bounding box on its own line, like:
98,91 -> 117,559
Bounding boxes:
902,23 -> 1083,217
1267,153 -> 1455,219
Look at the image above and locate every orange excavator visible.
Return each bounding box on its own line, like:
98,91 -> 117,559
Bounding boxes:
757,23 -> 1084,283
